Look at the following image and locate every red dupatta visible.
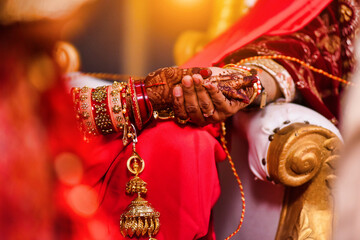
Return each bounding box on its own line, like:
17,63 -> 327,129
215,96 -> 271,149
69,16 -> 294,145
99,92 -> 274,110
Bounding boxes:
181,0 -> 333,68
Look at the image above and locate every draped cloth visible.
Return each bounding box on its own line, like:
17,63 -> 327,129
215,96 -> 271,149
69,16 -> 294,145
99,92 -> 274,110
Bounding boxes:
181,0 -> 332,68
183,0 -> 346,123
86,121 -> 225,239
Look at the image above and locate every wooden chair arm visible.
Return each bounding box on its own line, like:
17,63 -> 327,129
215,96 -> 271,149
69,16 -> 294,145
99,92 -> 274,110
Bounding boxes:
267,123 -> 341,240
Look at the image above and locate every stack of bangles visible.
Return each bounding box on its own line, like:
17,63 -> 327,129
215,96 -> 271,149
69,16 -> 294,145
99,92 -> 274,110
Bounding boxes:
71,77 -> 153,145
72,65 -> 263,142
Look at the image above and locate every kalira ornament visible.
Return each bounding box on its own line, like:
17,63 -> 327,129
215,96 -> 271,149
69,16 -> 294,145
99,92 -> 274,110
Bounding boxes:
120,196 -> 160,238
120,125 -> 160,239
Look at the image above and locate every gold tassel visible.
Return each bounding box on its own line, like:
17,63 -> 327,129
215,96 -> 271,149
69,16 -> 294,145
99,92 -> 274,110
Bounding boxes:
120,125 -> 160,239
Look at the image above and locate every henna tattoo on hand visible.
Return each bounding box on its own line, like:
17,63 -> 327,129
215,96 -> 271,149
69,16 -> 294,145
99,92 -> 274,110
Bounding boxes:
142,66 -> 258,111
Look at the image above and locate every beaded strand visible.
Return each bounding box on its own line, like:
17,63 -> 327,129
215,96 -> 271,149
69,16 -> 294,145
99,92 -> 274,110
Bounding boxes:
221,122 -> 246,240
236,55 -> 352,85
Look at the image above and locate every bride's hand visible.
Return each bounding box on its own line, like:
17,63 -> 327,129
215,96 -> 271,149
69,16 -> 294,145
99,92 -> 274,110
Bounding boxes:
173,68 -> 256,126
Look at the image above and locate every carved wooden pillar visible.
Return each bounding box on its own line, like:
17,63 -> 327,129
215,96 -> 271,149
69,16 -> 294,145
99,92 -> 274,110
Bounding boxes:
267,123 -> 341,240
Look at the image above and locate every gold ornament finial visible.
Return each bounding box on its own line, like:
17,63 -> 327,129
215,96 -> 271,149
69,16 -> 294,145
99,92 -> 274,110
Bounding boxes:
120,124 -> 160,239
120,196 -> 160,238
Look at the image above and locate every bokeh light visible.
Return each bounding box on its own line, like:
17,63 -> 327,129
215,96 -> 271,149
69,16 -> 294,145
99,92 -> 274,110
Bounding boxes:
54,152 -> 83,185
66,185 -> 98,217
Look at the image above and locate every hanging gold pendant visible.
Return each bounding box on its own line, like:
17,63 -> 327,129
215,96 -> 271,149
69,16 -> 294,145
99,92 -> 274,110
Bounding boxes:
125,176 -> 147,195
120,144 -> 160,239
120,196 -> 160,237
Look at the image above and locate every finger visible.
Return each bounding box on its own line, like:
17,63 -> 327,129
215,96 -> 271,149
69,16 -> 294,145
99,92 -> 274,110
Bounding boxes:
243,75 -> 259,87
192,74 -> 217,122
172,85 -> 188,120
182,75 -> 206,125
204,82 -> 244,119
233,88 -> 250,103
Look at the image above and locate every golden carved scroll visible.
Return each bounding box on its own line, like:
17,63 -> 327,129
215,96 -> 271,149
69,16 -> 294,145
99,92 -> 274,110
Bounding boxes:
267,123 -> 341,240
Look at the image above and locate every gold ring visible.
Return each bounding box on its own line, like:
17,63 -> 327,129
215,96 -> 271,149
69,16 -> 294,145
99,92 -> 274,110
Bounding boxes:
203,109 -> 215,118
126,151 -> 145,175
177,117 -> 190,124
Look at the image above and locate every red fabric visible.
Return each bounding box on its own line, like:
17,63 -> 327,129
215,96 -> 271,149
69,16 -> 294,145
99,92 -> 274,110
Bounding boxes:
182,0 -> 345,123
181,0 -> 332,68
86,121 -> 226,239
0,32 -> 115,239
216,2 -> 343,122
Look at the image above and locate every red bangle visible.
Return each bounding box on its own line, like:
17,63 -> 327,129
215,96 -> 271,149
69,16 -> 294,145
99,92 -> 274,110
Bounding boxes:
74,86 -> 99,138
91,86 -> 115,135
120,84 -> 130,125
71,87 -> 82,130
72,79 -> 153,142
140,79 -> 153,123
129,77 -> 143,130
71,87 -> 80,106
108,82 -> 126,132
134,79 -> 153,126
120,83 -> 131,145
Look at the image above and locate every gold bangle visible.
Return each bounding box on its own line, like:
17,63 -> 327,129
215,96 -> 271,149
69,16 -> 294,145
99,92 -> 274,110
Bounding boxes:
153,109 -> 175,120
176,117 -> 190,125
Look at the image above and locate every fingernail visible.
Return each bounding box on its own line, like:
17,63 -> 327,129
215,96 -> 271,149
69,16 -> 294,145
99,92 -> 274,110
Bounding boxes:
173,86 -> 182,97
200,68 -> 212,79
203,82 -> 212,89
203,83 -> 210,89
210,82 -> 217,89
182,75 -> 192,87
192,74 -> 202,85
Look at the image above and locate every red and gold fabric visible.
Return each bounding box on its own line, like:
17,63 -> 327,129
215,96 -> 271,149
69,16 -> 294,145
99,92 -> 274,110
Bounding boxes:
183,0 -> 359,124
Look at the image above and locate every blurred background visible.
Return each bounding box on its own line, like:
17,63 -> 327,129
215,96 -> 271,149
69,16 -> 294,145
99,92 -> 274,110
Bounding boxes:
67,0 -> 213,76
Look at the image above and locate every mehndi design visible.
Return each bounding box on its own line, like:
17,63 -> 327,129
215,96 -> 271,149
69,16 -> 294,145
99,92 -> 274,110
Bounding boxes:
72,66 -> 260,141
144,66 -> 258,112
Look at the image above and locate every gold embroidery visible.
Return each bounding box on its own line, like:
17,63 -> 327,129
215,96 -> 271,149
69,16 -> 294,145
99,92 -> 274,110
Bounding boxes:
92,86 -> 107,103
340,3 -> 353,23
